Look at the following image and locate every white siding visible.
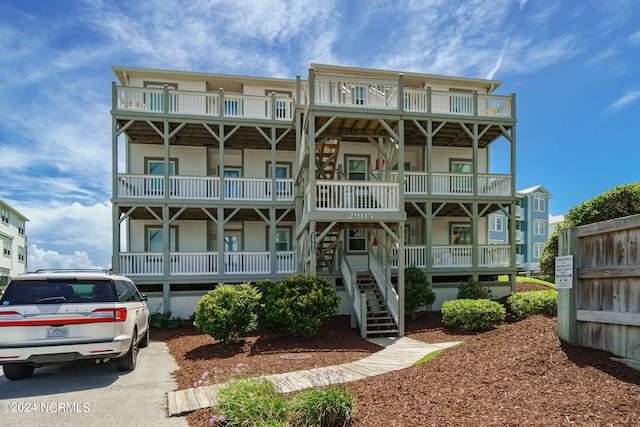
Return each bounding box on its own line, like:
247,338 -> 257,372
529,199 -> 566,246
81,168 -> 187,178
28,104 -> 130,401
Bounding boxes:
130,145 -> 207,176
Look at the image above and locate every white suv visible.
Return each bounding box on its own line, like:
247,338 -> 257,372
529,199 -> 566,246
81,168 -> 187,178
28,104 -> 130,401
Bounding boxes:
0,270 -> 150,380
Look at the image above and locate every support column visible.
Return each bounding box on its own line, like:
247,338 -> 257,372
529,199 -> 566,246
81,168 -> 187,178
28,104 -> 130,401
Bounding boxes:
397,221 -> 406,336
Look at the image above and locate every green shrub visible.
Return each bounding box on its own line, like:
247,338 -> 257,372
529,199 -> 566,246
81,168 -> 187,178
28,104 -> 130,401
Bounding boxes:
441,299 -> 506,332
540,182 -> 640,278
288,384 -> 356,427
193,283 -> 261,343
257,274 -> 340,336
507,290 -> 558,320
213,377 -> 287,426
457,280 -> 494,300
404,266 -> 436,319
149,311 -> 183,329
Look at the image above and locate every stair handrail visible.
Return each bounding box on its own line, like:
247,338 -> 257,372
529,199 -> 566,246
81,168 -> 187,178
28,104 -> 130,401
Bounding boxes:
368,248 -> 400,327
339,244 -> 367,338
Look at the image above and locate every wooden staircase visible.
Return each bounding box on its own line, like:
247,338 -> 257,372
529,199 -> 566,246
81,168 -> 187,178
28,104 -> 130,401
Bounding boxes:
315,138 -> 340,179
316,231 -> 340,272
357,273 -> 398,338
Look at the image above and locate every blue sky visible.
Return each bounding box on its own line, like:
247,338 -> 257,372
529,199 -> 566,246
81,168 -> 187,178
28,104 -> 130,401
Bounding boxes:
1,0 -> 639,270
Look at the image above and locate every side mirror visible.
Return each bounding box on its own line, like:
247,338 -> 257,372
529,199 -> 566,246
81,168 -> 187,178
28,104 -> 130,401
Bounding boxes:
141,294 -> 148,301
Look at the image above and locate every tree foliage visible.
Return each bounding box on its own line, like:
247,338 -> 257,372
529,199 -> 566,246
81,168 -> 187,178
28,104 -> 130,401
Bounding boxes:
540,183 -> 640,277
404,266 -> 436,319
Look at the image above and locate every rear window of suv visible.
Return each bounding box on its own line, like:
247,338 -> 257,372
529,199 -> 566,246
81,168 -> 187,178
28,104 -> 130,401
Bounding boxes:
0,279 -> 117,305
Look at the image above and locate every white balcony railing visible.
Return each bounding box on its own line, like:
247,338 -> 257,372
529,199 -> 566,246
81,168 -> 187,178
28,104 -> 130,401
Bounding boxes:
314,180 -> 400,211
276,251 -> 296,273
311,74 -> 513,118
119,251 -> 295,276
516,230 -> 524,244
390,172 -> 512,197
170,252 -> 218,275
515,206 -> 524,220
314,76 -> 398,109
478,245 -> 510,267
432,246 -> 473,268
116,86 -> 294,121
116,174 -> 294,201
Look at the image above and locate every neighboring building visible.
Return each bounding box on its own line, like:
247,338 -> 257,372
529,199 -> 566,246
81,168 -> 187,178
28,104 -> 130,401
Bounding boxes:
549,213 -> 565,237
110,64 -> 518,336
0,199 -> 28,286
489,185 -> 552,275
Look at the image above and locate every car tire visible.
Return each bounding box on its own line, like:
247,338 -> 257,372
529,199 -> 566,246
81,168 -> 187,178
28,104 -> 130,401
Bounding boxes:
138,327 -> 150,348
3,363 -> 35,380
116,330 -> 138,371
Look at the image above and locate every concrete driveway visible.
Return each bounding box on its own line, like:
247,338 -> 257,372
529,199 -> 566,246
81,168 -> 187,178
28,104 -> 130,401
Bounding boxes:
0,341 -> 187,426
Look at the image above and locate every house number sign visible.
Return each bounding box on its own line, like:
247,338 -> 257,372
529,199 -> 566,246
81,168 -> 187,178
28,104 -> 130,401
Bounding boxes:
348,212 -> 374,219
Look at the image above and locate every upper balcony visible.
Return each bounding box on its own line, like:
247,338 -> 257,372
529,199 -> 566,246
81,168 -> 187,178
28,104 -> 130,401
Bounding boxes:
114,85 -> 295,121
310,73 -> 514,119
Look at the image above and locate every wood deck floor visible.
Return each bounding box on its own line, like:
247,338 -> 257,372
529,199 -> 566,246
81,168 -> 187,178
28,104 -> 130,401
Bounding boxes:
167,337 -> 461,416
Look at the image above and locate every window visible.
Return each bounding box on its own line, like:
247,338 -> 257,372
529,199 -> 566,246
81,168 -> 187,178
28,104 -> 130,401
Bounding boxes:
224,168 -> 242,198
224,230 -> 242,252
18,219 -> 25,235
451,223 -> 472,245
144,82 -> 177,112
449,89 -> 473,114
490,215 -> 503,232
115,280 -> 140,302
274,229 -> 290,251
1,208 -> 8,224
3,240 -> 10,257
353,85 -> 366,105
18,246 -> 25,263
451,160 -> 472,173
267,162 -> 291,196
347,157 -> 368,181
533,220 -> 545,236
145,158 -> 177,193
533,244 -> 544,259
347,229 -> 366,252
224,100 -> 239,116
533,195 -> 545,212
147,227 -> 177,252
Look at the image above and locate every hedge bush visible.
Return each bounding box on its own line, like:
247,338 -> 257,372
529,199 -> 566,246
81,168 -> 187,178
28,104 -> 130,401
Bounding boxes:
507,290 -> 558,320
256,274 -> 339,336
441,299 -> 506,332
456,279 -> 494,300
193,283 -> 261,343
405,266 -> 436,319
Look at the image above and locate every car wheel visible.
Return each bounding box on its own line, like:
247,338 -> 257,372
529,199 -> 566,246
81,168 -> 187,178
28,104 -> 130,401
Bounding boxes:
138,327 -> 150,348
2,363 -> 35,380
116,329 -> 138,371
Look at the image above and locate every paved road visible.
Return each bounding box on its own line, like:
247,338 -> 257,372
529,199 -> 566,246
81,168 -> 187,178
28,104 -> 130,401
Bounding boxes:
0,341 -> 187,426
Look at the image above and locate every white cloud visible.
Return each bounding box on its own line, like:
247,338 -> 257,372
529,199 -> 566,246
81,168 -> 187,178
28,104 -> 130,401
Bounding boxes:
605,90 -> 640,114
14,200 -> 113,270
28,245 -> 107,271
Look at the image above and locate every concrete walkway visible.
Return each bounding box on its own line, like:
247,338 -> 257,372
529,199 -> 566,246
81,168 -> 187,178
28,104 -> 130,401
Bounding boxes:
167,337 -> 460,416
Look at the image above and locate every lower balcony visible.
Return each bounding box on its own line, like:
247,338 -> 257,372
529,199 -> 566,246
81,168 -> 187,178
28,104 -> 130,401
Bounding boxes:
393,245 -> 511,268
119,251 -> 296,277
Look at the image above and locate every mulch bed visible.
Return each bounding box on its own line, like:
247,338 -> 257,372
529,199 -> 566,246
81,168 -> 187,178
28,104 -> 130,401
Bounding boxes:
153,283 -> 640,426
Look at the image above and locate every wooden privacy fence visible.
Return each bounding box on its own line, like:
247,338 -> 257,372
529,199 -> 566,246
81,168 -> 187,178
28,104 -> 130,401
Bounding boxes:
557,214 -> 640,366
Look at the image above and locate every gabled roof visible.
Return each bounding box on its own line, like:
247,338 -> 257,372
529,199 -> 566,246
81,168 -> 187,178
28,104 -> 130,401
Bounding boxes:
517,185 -> 552,198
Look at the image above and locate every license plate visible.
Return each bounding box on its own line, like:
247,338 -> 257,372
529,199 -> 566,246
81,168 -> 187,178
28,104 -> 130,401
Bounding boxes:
46,326 -> 69,339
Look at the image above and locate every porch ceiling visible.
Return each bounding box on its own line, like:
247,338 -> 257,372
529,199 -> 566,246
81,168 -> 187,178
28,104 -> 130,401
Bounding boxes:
404,202 -> 503,218
117,119 -> 297,150
120,206 -> 296,222
314,116 -> 510,148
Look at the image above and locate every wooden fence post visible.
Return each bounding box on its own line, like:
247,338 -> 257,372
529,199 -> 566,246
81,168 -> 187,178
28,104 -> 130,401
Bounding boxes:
557,227 -> 580,345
